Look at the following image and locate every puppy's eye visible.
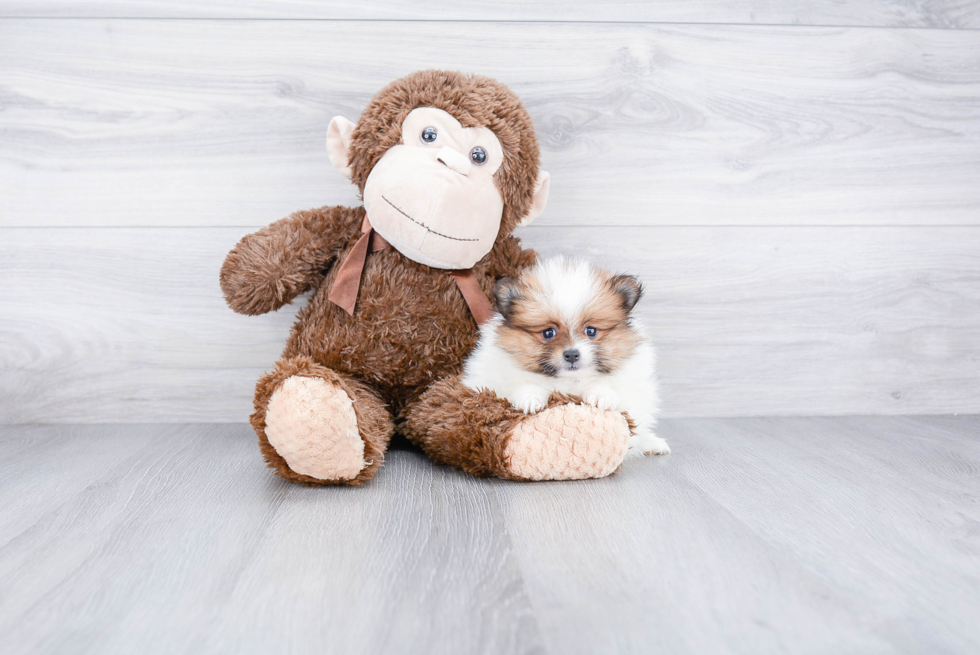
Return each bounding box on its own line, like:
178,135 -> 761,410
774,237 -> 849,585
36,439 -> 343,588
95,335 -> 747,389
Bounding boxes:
585,326 -> 598,339
420,127 -> 438,144
542,327 -> 557,341
469,146 -> 488,165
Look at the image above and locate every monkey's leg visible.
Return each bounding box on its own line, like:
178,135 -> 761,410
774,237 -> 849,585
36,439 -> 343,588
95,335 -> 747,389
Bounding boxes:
252,355 -> 394,485
402,376 -> 631,481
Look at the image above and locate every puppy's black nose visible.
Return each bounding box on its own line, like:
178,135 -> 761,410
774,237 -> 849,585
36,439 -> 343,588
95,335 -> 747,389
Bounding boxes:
563,349 -> 580,364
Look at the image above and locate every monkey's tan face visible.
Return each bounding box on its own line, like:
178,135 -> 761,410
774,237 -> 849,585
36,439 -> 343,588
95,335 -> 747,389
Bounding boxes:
362,108 -> 505,269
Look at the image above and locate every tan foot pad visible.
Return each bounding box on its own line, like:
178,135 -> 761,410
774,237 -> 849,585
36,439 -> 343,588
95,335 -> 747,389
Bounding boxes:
265,376 -> 365,481
504,404 -> 631,481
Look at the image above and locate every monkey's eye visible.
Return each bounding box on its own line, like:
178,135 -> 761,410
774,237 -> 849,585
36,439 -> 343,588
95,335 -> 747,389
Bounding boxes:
585,326 -> 598,339
469,146 -> 488,166
420,127 -> 438,144
542,327 -> 557,341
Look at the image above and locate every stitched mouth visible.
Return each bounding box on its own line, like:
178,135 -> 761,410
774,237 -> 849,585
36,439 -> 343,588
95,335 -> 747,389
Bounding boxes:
381,195 -> 479,243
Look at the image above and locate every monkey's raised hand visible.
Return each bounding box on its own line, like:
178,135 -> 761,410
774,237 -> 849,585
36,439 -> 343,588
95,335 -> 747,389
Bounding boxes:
220,205 -> 360,315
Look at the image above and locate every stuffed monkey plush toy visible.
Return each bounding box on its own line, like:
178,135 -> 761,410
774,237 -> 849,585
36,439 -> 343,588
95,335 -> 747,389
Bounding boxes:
221,70 -> 632,485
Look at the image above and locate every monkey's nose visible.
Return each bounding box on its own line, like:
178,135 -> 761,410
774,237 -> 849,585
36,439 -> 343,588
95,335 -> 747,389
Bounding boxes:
436,146 -> 472,176
563,349 -> 581,364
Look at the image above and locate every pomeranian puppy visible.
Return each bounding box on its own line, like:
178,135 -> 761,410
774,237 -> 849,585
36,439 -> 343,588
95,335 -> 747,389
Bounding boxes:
462,256 -> 669,456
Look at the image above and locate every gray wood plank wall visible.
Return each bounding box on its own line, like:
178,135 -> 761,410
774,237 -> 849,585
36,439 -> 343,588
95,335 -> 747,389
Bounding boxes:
2,1 -> 979,27
1,3 -> 978,422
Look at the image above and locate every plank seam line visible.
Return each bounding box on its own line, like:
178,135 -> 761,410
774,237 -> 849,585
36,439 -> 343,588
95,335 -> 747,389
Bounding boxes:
0,17 -> 977,31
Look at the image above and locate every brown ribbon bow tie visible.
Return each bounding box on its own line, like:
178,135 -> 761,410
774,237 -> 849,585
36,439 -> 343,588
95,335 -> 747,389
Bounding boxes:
327,214 -> 493,325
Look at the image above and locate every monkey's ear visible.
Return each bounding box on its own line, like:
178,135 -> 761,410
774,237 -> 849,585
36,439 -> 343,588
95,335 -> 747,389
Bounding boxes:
326,116 -> 356,179
610,274 -> 643,312
516,171 -> 550,228
493,278 -> 523,318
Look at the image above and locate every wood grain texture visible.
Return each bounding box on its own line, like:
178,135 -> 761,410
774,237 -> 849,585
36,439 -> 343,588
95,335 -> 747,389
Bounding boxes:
2,20 -> 979,228
1,225 -> 978,423
1,417 -> 977,653
501,415 -> 980,655
2,1 -> 979,28
0,424 -> 543,655
672,416 -> 980,654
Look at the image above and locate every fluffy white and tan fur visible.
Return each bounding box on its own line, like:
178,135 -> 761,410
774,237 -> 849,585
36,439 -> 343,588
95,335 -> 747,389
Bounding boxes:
463,256 -> 668,456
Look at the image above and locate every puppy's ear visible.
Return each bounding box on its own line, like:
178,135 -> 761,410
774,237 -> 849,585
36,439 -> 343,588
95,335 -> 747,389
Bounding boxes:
610,274 -> 643,312
493,278 -> 522,318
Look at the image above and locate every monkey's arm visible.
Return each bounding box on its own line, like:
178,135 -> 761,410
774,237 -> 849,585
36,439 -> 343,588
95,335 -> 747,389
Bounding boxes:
488,235 -> 537,281
220,205 -> 361,315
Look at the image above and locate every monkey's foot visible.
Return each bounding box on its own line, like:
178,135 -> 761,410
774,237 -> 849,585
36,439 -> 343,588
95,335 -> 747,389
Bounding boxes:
503,404 -> 631,481
264,376 -> 367,481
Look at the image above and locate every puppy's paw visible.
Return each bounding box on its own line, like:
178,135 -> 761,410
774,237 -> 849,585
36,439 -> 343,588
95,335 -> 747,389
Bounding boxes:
582,385 -> 622,412
510,385 -> 551,414
629,432 -> 671,456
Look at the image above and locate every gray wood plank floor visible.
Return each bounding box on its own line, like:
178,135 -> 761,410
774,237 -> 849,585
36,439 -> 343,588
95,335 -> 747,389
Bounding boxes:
1,416 -> 977,654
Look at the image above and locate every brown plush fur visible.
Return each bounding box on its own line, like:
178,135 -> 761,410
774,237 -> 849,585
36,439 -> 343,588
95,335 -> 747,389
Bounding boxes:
399,376 -> 522,478
222,70 -> 541,485
400,380 -> 618,481
347,70 -> 542,242
251,355 -> 394,485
